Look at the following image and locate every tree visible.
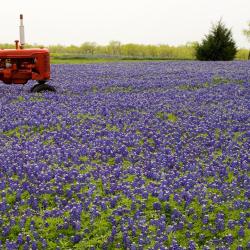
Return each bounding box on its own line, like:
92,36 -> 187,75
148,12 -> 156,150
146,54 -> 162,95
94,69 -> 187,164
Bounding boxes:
243,22 -> 250,60
107,41 -> 121,56
243,22 -> 250,42
195,20 -> 237,61
80,42 -> 97,55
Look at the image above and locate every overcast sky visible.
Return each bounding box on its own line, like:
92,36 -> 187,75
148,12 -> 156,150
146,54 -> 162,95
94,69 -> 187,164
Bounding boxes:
1,0 -> 249,48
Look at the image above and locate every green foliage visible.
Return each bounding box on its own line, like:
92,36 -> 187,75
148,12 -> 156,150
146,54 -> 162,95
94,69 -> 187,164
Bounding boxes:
3,125 -> 29,138
79,155 -> 89,162
213,148 -> 223,159
236,48 -> 249,60
167,113 -> 178,123
11,96 -> 25,103
195,20 -> 237,61
107,157 -> 115,166
122,159 -> 132,169
43,138 -> 55,145
124,174 -> 135,182
156,112 -> 178,122
106,124 -> 119,132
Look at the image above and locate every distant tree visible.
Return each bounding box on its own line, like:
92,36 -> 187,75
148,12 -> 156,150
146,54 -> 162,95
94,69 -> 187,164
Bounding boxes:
121,43 -> 141,57
243,22 -> 250,59
243,22 -> 250,42
195,20 -> 237,61
107,41 -> 121,56
80,42 -> 97,55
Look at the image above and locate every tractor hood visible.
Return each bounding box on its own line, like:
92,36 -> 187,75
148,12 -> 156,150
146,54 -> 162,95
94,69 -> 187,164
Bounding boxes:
0,48 -> 49,58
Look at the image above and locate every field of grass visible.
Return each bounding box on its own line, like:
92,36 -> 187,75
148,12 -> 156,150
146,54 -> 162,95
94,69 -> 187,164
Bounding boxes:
50,57 -> 187,64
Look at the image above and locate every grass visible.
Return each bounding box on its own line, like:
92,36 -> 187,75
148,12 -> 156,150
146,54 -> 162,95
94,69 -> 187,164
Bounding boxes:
50,56 -> 189,64
156,112 -> 178,123
51,57 -> 123,64
49,52 -> 249,64
2,123 -> 62,139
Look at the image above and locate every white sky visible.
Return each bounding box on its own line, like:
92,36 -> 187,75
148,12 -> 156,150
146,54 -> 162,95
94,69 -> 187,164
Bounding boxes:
0,0 -> 249,48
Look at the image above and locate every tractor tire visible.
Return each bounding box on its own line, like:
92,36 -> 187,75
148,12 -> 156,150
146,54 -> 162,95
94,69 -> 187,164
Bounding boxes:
37,80 -> 46,85
31,83 -> 56,93
30,83 -> 41,92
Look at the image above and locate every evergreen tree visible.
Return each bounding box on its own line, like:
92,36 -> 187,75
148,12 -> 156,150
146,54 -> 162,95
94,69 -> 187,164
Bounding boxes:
196,20 -> 237,61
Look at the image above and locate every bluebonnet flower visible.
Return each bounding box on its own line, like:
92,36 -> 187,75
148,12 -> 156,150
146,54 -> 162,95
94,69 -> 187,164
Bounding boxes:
202,214 -> 209,224
17,233 -> 23,245
223,234 -> 234,245
153,202 -> 161,210
31,241 -> 37,250
238,227 -> 245,238
188,240 -> 196,250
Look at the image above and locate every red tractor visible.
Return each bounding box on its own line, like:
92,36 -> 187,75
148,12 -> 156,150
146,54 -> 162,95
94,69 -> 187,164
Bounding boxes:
0,15 -> 55,92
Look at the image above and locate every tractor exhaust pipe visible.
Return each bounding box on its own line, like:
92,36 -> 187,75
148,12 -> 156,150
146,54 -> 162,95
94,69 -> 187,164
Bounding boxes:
19,14 -> 25,49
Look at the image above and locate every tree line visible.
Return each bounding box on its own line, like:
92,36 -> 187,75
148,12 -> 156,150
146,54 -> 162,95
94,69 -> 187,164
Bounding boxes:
0,42 -> 199,59
0,42 -> 248,60
0,21 -> 249,60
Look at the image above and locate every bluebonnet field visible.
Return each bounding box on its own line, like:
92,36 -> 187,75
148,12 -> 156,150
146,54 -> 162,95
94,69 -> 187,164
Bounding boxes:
0,61 -> 249,250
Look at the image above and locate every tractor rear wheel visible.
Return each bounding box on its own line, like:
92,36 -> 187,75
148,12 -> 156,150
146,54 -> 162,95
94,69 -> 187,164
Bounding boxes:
31,83 -> 56,93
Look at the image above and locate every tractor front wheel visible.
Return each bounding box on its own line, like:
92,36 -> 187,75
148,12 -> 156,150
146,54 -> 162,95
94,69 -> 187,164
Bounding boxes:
30,83 -> 56,93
